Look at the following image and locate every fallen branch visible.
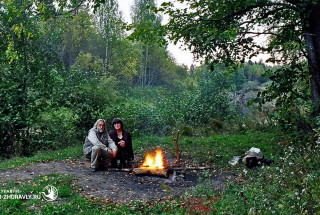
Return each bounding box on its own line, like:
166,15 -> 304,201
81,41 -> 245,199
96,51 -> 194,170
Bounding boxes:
107,168 -> 132,172
170,166 -> 216,171
106,166 -> 216,173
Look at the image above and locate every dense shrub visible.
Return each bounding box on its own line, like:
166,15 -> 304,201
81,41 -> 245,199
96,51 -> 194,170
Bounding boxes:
101,68 -> 238,136
37,107 -> 80,150
255,62 -> 313,133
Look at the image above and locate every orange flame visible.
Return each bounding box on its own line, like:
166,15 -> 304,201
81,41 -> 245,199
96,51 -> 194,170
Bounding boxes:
140,149 -> 165,169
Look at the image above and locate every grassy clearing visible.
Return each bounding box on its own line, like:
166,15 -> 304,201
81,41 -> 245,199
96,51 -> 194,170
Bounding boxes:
0,145 -> 83,171
0,131 -> 277,171
134,131 -> 278,168
1,131 -> 318,214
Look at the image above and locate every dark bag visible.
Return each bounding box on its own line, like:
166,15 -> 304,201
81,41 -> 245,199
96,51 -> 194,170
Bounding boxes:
246,157 -> 258,168
261,158 -> 274,166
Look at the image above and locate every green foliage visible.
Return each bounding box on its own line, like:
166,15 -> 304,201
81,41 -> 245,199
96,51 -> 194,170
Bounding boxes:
129,0 -> 165,45
53,69 -> 118,132
129,0 -> 177,87
0,4 -> 120,156
71,52 -> 105,77
181,131 -> 277,166
180,126 -> 193,137
60,9 -> 97,68
254,62 -> 312,132
38,107 -> 80,148
184,66 -> 233,125
243,62 -> 268,83
229,68 -> 248,91
102,66 -> 236,136
0,0 -> 64,157
107,40 -> 140,83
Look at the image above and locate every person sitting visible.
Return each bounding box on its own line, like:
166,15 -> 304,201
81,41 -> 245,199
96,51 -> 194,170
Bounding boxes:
83,119 -> 118,172
108,118 -> 134,168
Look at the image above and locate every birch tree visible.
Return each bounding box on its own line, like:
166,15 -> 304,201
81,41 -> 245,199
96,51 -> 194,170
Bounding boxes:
94,0 -> 124,73
131,0 -> 162,86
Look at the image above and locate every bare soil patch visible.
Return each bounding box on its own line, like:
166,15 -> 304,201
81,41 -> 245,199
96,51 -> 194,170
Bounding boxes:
0,158 -> 236,204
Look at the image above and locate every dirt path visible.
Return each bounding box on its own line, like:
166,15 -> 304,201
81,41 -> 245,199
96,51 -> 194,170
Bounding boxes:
0,158 -> 236,204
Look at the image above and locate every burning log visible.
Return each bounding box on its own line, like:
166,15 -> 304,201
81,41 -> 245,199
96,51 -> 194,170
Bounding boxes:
133,167 -> 169,178
134,149 -> 169,177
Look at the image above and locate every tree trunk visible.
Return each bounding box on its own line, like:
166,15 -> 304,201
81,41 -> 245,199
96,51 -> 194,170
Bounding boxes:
105,40 -> 108,73
139,50 -> 145,86
304,2 -> 320,115
144,48 -> 148,86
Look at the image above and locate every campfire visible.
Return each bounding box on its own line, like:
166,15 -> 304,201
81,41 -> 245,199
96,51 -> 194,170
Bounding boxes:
133,149 -> 169,177
140,149 -> 166,169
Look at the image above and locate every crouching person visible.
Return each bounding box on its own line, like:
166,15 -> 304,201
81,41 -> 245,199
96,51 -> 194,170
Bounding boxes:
83,119 -> 118,172
108,118 -> 134,168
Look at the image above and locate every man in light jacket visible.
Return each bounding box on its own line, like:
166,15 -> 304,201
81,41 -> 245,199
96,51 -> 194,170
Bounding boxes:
83,119 -> 118,171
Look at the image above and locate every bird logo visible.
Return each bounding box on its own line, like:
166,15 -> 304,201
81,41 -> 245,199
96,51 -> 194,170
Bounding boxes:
41,185 -> 58,201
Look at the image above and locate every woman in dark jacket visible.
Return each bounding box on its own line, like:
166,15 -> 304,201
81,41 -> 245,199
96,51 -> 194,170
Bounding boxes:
108,118 -> 134,168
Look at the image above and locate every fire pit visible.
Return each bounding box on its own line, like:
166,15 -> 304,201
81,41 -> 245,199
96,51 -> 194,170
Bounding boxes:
133,149 -> 169,177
